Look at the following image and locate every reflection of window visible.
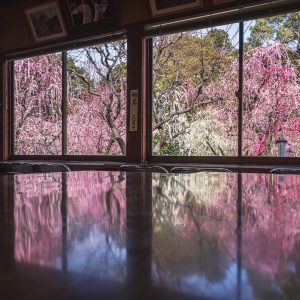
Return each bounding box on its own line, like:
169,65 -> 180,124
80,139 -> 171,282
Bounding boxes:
152,172 -> 300,299
12,39 -> 127,156
151,12 -> 300,158
66,172 -> 127,281
14,173 -> 63,268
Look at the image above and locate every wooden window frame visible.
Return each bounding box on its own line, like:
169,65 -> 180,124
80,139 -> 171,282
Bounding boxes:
2,1 -> 300,166
146,17 -> 300,165
7,37 -> 128,162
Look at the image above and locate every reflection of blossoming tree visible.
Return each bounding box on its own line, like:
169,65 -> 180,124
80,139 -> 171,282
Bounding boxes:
14,171 -> 126,280
152,173 -> 300,298
66,171 -> 127,280
152,173 -> 238,295
66,171 -> 126,237
242,174 -> 300,275
14,173 -> 63,267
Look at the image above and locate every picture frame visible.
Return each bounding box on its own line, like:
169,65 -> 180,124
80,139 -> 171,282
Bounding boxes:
67,0 -> 115,27
26,2 -> 67,42
149,0 -> 202,16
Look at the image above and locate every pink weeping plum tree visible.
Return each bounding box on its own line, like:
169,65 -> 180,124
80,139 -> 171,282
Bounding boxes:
14,48 -> 126,156
14,54 -> 63,155
14,41 -> 300,156
172,43 -> 300,156
67,80 -> 126,156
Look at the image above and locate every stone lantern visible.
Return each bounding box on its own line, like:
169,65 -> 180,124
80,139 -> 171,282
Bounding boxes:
276,137 -> 287,157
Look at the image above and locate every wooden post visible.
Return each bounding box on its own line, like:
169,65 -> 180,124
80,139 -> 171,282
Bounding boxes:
126,24 -> 147,164
0,56 -> 10,161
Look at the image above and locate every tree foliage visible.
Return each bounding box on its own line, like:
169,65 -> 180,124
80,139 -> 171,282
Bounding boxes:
247,13 -> 300,51
14,54 -> 62,155
152,28 -> 238,155
14,41 -> 127,156
13,14 -> 300,157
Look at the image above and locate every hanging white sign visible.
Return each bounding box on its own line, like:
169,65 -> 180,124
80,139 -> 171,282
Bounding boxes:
130,89 -> 138,132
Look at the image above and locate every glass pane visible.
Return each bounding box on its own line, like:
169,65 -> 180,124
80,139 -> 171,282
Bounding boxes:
243,14 -> 300,157
67,40 -> 127,155
152,24 -> 239,156
14,53 -> 62,155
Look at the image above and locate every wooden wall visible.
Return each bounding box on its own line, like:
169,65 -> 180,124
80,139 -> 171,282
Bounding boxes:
117,0 -> 152,25
0,0 -> 294,162
1,0 -> 44,53
0,0 -> 235,54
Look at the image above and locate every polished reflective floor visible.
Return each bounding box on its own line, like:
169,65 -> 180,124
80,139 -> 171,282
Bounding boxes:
1,171 -> 300,300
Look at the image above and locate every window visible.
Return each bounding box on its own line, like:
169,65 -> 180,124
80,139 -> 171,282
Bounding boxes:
12,39 -> 127,157
67,41 -> 127,155
152,24 -> 239,156
151,12 -> 300,159
243,14 -> 300,157
14,53 -> 62,155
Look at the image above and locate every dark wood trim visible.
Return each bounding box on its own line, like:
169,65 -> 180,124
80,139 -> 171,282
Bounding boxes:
146,38 -> 153,162
142,35 -> 148,165
0,55 -> 4,161
8,155 -> 126,162
126,24 -> 147,163
4,31 -> 127,62
0,175 -> 15,268
144,0 -> 300,37
148,156 -> 300,165
0,57 -> 10,161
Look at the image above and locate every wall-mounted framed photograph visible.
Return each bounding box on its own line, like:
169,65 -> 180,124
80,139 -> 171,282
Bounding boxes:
26,2 -> 67,42
149,0 -> 202,16
67,0 -> 115,26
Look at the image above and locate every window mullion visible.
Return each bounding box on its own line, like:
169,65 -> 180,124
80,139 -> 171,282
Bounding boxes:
238,22 -> 244,158
62,51 -> 68,156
